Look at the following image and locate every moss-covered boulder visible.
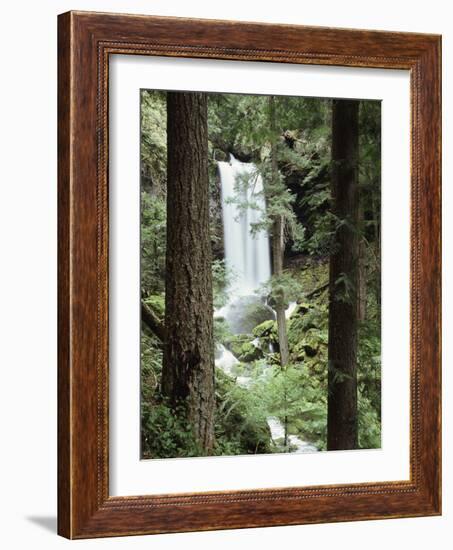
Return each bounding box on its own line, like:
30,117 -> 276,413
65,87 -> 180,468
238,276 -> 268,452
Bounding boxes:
286,299 -> 328,360
227,334 -> 249,356
225,296 -> 274,334
239,341 -> 263,362
294,302 -> 311,316
253,319 -> 277,339
226,334 -> 263,362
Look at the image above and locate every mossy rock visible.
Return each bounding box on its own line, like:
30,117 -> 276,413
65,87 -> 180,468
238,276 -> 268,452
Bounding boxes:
226,334 -> 251,357
253,319 -> 277,339
225,296 -> 274,333
294,302 -> 311,316
288,316 -> 306,346
287,305 -> 327,348
290,340 -> 317,361
226,334 -> 263,362
288,321 -> 328,359
303,343 -> 318,357
212,148 -> 228,162
290,341 -> 307,362
238,341 -> 263,362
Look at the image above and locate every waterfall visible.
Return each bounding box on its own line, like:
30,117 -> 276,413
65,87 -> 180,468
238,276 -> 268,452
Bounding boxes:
215,344 -> 239,375
214,155 -> 318,455
285,301 -> 298,319
217,155 -> 271,297
216,155 -> 296,330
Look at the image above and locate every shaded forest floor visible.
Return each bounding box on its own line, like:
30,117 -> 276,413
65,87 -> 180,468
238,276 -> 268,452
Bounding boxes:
141,256 -> 381,459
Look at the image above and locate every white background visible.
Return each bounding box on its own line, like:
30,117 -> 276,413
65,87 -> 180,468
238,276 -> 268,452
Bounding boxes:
0,0 -> 450,548
110,57 -> 410,495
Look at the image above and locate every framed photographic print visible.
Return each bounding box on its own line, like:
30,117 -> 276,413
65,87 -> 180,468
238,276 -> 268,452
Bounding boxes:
58,11 -> 441,538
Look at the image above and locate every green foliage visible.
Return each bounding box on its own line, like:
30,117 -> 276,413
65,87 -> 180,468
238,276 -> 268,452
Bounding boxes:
260,272 -> 303,309
139,90 -> 382,458
140,254 -> 381,457
263,363 -> 328,451
208,93 -> 269,157
141,330 -> 163,388
214,317 -> 232,346
358,315 -> 382,440
358,392 -> 381,449
214,368 -> 272,455
143,294 -> 165,319
141,193 -> 166,295
252,319 -> 278,349
212,259 -> 230,309
141,397 -> 204,459
141,353 -> 212,458
140,90 -> 167,194
332,271 -> 356,305
226,335 -> 263,362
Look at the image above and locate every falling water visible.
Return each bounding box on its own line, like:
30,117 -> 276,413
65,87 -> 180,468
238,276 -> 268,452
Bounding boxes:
215,344 -> 239,375
217,154 -> 271,297
214,154 -> 317,454
285,301 -> 298,319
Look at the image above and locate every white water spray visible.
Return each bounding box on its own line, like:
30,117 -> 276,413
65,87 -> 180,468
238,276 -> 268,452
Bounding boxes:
217,154 -> 271,297
214,155 -> 317,454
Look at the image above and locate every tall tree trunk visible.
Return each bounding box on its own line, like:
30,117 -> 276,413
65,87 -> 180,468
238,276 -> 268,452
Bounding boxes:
269,95 -> 290,450
272,215 -> 290,367
269,96 -> 290,369
161,91 -> 215,453
327,99 -> 359,451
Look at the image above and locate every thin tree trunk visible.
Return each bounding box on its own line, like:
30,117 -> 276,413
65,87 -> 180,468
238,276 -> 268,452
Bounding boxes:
269,95 -> 290,369
327,99 -> 359,451
161,91 -> 215,453
272,215 -> 290,367
269,95 -> 290,449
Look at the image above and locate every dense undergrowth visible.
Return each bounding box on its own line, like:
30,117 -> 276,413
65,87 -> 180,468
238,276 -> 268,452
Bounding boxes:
141,257 -> 381,458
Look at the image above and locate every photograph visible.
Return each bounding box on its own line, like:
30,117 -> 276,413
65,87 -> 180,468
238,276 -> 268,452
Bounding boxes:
139,89 -> 382,459
49,7 -> 441,541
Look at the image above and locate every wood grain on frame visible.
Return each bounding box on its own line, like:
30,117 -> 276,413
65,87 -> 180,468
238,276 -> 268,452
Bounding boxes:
57,10 -> 441,539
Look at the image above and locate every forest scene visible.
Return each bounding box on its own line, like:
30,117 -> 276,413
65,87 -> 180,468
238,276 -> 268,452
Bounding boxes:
140,89 -> 381,459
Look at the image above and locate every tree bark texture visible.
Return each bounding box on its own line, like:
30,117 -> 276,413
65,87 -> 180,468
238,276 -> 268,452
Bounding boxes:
327,99 -> 360,451
161,92 -> 215,453
272,215 -> 290,367
269,95 -> 290,368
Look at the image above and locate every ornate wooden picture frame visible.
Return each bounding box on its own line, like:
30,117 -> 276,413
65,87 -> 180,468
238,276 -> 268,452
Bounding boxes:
58,11 -> 441,539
